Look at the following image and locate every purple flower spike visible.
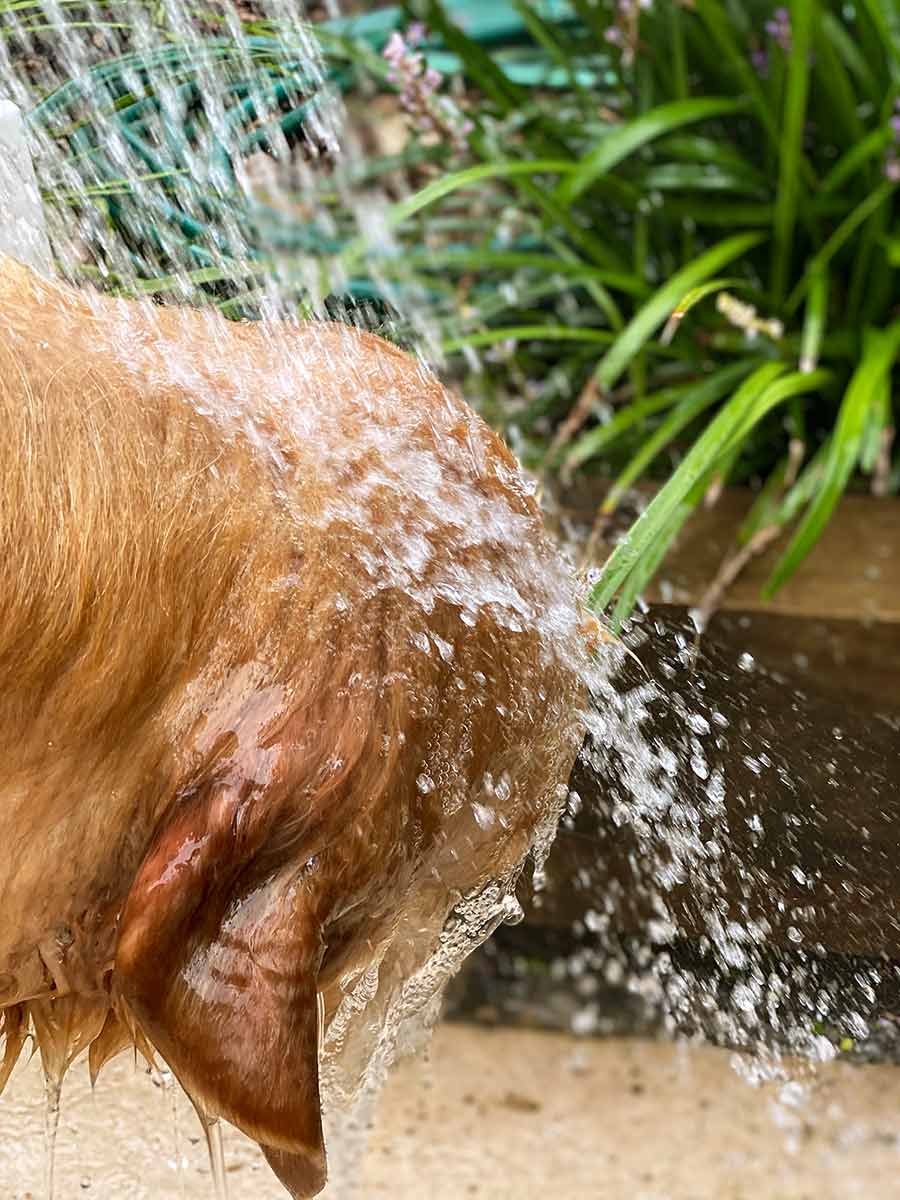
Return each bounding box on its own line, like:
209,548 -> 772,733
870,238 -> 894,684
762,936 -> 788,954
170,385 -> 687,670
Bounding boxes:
751,47 -> 769,78
604,0 -> 655,65
382,22 -> 473,153
383,31 -> 407,65
765,6 -> 792,53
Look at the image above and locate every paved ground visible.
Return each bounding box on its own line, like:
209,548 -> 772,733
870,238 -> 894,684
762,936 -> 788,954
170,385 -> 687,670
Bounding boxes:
1,1023 -> 899,1199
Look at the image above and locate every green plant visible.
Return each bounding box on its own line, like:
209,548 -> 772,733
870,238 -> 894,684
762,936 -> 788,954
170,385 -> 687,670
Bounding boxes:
12,2 -> 585,315
372,0 -> 900,625
10,0 -> 900,625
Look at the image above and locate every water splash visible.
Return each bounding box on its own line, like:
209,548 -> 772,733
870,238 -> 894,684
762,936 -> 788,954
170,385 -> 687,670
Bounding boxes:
0,1 -> 330,298
491,605 -> 900,1081
0,0 -> 447,355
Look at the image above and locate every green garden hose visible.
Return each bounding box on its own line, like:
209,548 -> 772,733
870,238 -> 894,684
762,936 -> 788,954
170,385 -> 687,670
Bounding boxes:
24,1 -> 598,310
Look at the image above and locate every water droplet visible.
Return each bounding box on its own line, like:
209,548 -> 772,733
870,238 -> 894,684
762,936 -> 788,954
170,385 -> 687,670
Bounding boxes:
733,982 -> 759,1013
472,802 -> 495,830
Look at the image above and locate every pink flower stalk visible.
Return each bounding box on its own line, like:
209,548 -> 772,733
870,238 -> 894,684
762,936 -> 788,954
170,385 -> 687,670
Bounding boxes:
604,0 -> 653,68
751,45 -> 770,78
884,98 -> 900,181
382,26 -> 473,152
765,7 -> 792,53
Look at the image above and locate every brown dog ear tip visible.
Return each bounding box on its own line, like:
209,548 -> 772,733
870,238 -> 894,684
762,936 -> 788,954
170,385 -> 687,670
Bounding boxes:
262,1142 -> 328,1199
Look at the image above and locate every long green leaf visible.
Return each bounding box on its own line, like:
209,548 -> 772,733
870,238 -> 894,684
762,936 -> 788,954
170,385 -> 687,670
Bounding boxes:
820,13 -> 878,101
820,126 -> 891,195
598,362 -> 753,513
786,179 -> 897,312
637,162 -> 767,195
812,16 -> 866,145
658,133 -> 765,177
339,160 -> 575,271
661,200 -> 774,226
587,364 -> 831,616
560,386 -> 689,473
860,375 -> 892,473
721,368 -> 832,460
772,444 -> 830,527
389,160 -> 577,224
692,0 -> 779,145
443,325 -> 616,353
772,0 -> 814,303
610,503 -> 689,628
858,0 -> 900,73
555,97 -> 748,206
660,277 -> 740,343
592,232 -> 765,392
765,323 -> 900,595
587,362 -> 787,612
397,249 -> 648,298
799,267 -> 828,373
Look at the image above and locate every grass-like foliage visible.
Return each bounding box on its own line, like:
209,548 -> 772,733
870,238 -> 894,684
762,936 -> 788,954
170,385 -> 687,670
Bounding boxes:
6,0 -> 899,623
386,0 -> 900,624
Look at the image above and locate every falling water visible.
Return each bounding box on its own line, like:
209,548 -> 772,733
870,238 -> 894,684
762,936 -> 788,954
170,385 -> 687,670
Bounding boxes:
0,99 -> 53,273
155,1063 -> 189,1196
201,1117 -> 229,1200
588,612 -> 896,1070
0,0 -> 440,350
42,1075 -> 61,1200
463,603 -> 900,1083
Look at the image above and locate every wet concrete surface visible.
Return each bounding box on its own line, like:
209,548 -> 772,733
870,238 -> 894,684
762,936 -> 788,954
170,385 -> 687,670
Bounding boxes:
1,1023 -> 899,1199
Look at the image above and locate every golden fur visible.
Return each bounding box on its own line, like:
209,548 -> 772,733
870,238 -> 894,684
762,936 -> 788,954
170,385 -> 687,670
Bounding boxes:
0,257 -> 590,1197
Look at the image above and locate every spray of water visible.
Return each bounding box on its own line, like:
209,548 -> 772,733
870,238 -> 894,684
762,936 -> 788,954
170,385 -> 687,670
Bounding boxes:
502,604 -> 900,1097
0,0 -> 442,352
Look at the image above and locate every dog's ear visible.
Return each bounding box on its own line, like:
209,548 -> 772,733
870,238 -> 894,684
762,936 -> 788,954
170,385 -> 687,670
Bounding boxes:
114,775 -> 328,1198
